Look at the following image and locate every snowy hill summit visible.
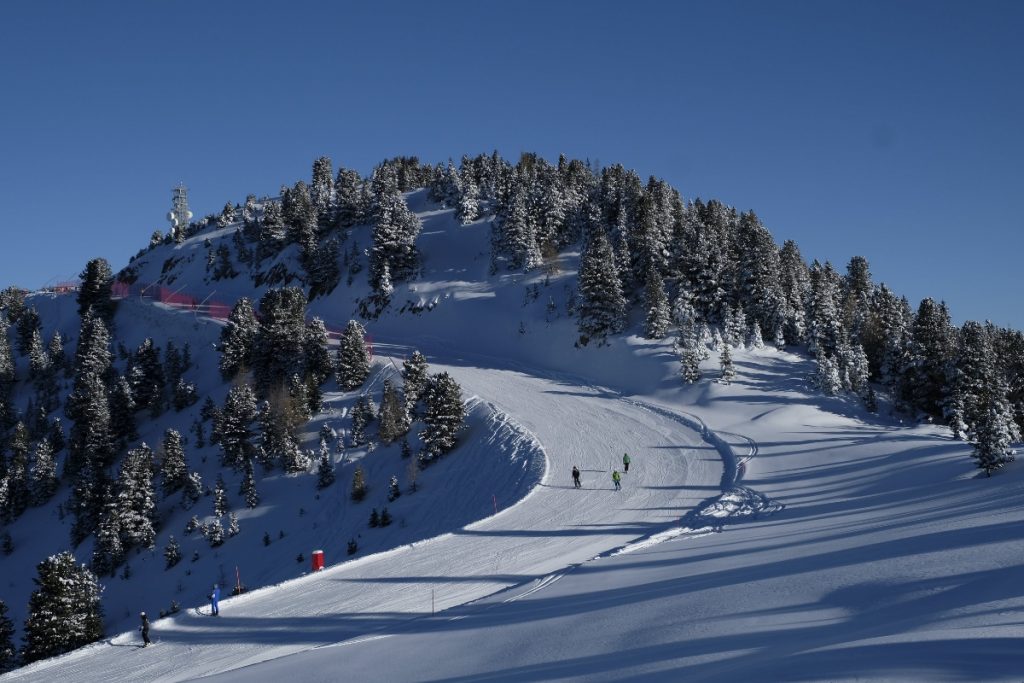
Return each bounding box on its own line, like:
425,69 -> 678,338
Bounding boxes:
1,153 -> 1021,681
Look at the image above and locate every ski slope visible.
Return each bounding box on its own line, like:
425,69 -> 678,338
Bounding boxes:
4,192 -> 1021,681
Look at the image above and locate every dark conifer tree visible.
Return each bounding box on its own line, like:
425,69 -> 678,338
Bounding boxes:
30,437 -> 58,504
350,465 -> 367,502
420,372 -> 466,460
128,338 -> 165,412
0,599 -> 15,673
76,257 -> 116,324
213,474 -> 229,518
377,379 -> 408,444
21,551 -> 104,664
401,351 -> 429,416
311,156 -> 335,233
219,297 -> 258,381
252,287 -> 307,395
160,428 -> 188,497
164,535 -> 181,569
17,307 -> 41,357
4,422 -> 31,518
907,298 -> 956,419
576,229 -> 627,346
116,444 -> 157,550
216,384 -> 259,470
336,320 -> 370,390
241,457 -> 259,508
92,488 -> 124,576
109,375 -> 137,447
333,168 -> 364,228
643,265 -> 671,340
316,441 -> 335,489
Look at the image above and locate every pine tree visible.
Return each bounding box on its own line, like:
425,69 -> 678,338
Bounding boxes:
284,180 -> 316,245
128,338 -> 165,412
108,375 -> 137,447
350,465 -> 367,502
219,297 -> 258,381
814,351 -> 843,396
972,403 -> 1015,475
216,384 -> 258,470
333,168 -> 364,228
181,471 -> 202,510
643,266 -> 671,340
719,343 -> 736,385
213,473 -> 229,517
336,320 -> 370,390
401,351 -> 429,416
252,288 -> 308,395
30,437 -> 58,505
380,507 -> 392,527
241,458 -> 259,508
420,372 -> 466,460
311,156 -> 335,232
388,474 -> 401,502
76,257 -> 116,324
164,535 -> 181,569
92,489 -> 124,576
5,422 -> 31,518
303,317 -> 333,395
21,551 -> 104,664
0,599 -> 15,673
377,379 -> 409,443
228,512 -> 240,537
204,518 -> 225,547
576,229 -> 627,346
369,507 -> 380,527
116,444 -> 157,550
316,442 -> 335,489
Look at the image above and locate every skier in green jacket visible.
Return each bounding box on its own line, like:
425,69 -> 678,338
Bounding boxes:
622,452 -> 631,473
612,470 -> 621,491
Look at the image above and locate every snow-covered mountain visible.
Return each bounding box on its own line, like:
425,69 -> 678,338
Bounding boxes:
1,161 -> 1021,682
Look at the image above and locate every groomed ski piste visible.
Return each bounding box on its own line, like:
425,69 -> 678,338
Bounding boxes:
4,190 -> 1022,682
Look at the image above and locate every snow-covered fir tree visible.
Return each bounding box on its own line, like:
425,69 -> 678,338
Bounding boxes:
116,443 -> 157,550
576,228 -> 627,346
719,343 -> 736,384
241,458 -> 259,507
213,473 -> 229,518
420,372 -> 466,460
21,551 -> 104,664
316,442 -> 335,489
252,287 -> 308,396
401,350 -> 429,416
388,474 -> 401,502
216,384 -> 259,470
219,297 -> 258,381
91,489 -> 124,576
30,437 -> 58,505
310,156 -> 334,232
971,403 -> 1015,476
643,266 -> 671,340
76,257 -> 116,324
336,320 -> 370,390
164,535 -> 181,569
813,351 -> 843,396
181,471 -> 202,510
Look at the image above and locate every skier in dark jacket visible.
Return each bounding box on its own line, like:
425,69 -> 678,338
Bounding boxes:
572,465 -> 581,489
209,584 -> 221,616
622,452 -> 631,473
139,612 -> 151,646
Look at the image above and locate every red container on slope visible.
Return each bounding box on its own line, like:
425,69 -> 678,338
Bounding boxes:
312,549 -> 325,571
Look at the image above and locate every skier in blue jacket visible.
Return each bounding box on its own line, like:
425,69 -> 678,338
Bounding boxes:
209,584 -> 221,616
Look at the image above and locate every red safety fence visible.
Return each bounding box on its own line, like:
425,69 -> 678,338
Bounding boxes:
112,279 -> 355,348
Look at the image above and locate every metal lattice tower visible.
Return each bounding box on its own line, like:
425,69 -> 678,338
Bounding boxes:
168,183 -> 193,241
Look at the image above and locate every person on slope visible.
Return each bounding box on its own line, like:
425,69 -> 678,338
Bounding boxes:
139,612 -> 151,646
572,465 -> 581,489
612,469 -> 621,491
209,584 -> 221,616
622,452 -> 631,473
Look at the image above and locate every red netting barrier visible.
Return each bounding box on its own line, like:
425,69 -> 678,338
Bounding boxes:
119,280 -> 354,349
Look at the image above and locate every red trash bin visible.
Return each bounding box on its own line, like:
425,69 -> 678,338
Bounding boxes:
312,549 -> 325,571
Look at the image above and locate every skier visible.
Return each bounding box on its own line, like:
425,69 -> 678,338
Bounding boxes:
622,452 -> 631,473
612,469 -> 621,491
209,583 -> 221,616
139,612 -> 151,646
572,465 -> 581,489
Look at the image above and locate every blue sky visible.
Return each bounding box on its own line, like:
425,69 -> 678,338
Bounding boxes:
1,1 -> 1021,328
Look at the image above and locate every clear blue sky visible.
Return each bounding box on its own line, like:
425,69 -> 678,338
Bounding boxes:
1,1 -> 1021,328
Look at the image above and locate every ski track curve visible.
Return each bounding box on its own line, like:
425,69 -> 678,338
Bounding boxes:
5,300 -> 779,683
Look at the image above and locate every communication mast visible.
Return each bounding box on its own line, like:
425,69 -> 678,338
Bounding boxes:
167,184 -> 194,242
